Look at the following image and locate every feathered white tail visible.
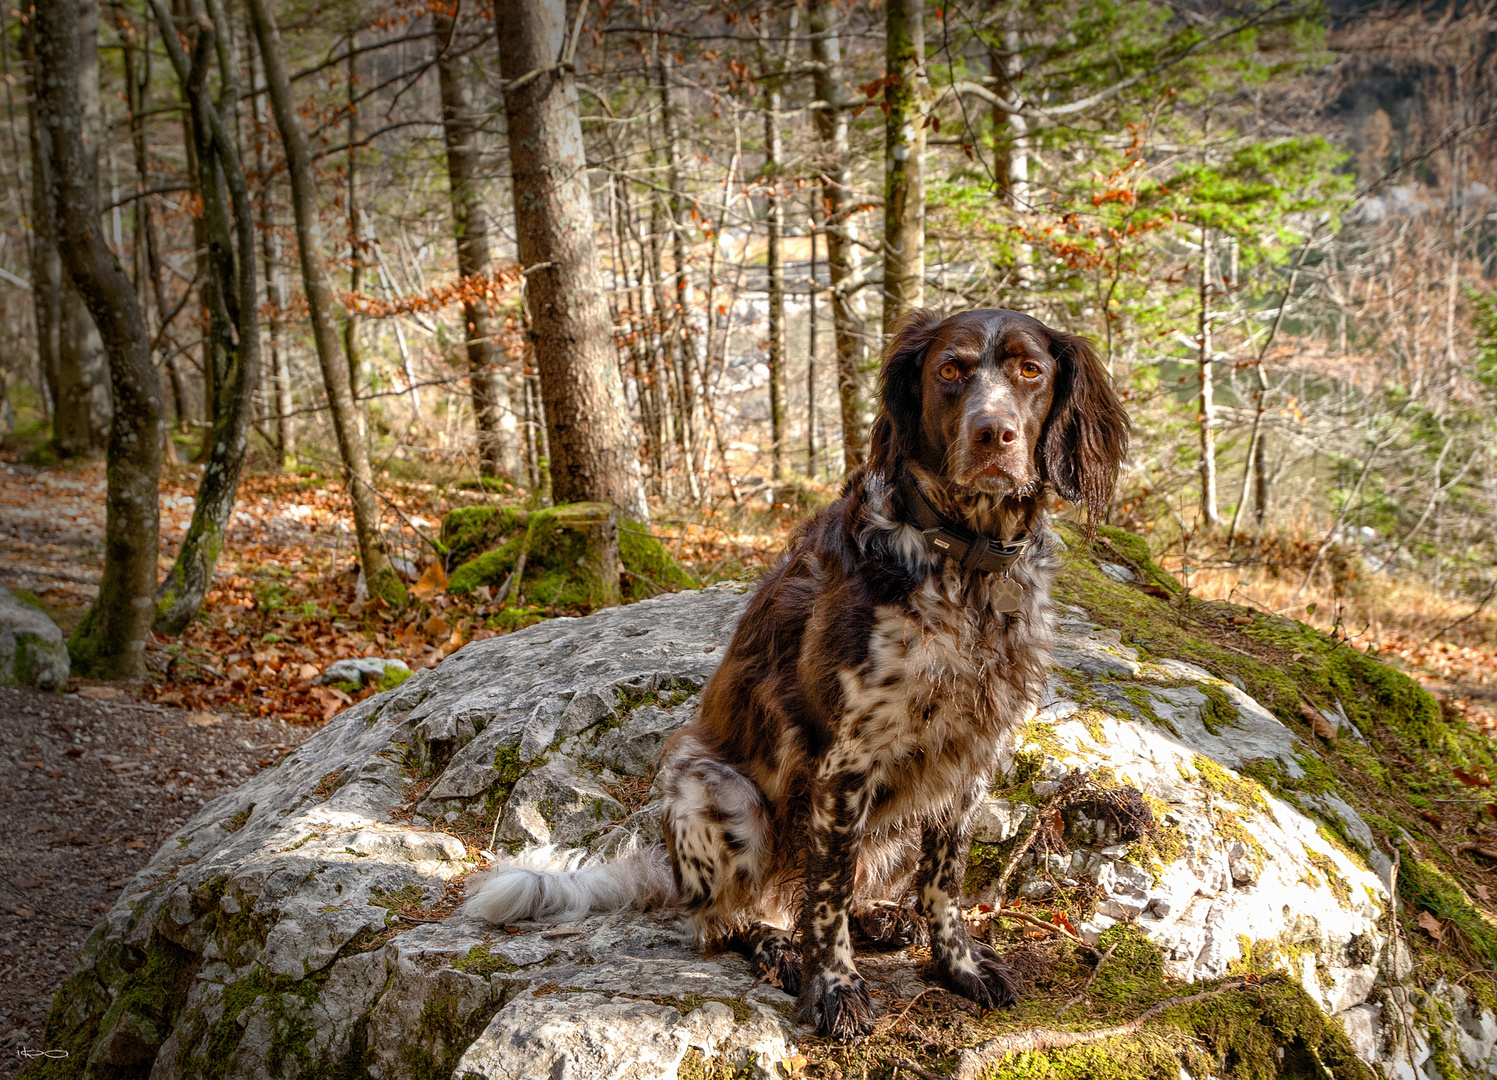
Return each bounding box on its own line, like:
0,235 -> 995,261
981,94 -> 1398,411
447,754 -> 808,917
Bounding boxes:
464,840 -> 675,925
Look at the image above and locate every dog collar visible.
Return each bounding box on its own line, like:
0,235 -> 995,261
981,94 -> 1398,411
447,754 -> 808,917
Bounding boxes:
899,474 -> 1031,575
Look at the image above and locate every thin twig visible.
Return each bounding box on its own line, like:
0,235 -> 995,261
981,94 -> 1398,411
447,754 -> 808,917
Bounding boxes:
892,1057 -> 941,1080
1059,941 -> 1120,1016
994,908 -> 1102,958
880,987 -> 941,1033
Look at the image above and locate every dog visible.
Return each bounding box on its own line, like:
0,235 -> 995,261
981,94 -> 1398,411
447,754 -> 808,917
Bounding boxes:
467,309 -> 1129,1039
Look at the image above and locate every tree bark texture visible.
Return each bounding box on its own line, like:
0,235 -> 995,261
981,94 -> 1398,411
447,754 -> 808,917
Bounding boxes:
883,0 -> 926,336
49,0 -> 111,459
655,44 -> 702,500
496,0 -> 648,521
147,0 -> 261,635
809,0 -> 867,469
25,67 -> 63,421
343,41 -> 363,398
34,0 -> 163,678
248,32 -> 293,464
245,0 -> 406,605
435,8 -> 514,480
763,71 -> 787,483
1198,226 -> 1221,527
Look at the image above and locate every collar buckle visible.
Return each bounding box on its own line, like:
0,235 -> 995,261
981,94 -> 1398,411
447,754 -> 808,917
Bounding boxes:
900,474 -> 1031,574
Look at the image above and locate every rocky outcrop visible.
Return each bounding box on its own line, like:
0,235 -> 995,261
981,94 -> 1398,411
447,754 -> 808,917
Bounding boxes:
0,584 -> 69,690
29,546 -> 1497,1079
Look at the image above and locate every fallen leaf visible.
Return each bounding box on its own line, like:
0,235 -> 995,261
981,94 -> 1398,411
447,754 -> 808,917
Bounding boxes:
185,711 -> 221,727
1417,809 -> 1445,830
777,1052 -> 809,1076
16,878 -> 41,889
124,839 -> 146,850
1453,768 -> 1492,788
11,906 -> 34,918
1477,884 -> 1492,903
1231,615 -> 1253,626
1300,702 -> 1336,738
1418,910 -> 1444,941
46,769 -> 66,778
77,685 -> 123,701
411,561 -> 448,600
298,662 -> 319,681
423,614 -> 450,639
65,747 -> 84,757
1290,652 -> 1306,662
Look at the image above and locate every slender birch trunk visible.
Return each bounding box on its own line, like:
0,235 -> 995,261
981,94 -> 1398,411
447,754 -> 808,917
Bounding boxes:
245,0 -> 406,605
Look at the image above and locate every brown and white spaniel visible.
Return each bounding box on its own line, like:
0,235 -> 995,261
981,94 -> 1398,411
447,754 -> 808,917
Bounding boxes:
469,309 -> 1130,1039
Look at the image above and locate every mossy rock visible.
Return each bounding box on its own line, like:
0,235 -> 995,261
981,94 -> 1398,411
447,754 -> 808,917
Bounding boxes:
1054,521 -> 1497,988
444,503 -> 697,607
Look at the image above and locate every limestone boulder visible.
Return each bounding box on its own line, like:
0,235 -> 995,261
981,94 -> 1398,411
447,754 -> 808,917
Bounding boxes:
31,564 -> 1497,1079
0,584 -> 69,690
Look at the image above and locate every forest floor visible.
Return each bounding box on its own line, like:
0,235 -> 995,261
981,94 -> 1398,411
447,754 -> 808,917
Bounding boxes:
1,448 -> 1496,1068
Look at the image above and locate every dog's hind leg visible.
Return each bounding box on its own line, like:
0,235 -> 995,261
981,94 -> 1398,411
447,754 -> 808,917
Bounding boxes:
916,784 -> 1021,1009
658,732 -> 779,926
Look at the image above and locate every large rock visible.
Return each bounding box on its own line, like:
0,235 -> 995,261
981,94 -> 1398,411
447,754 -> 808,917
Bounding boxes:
30,566 -> 1497,1079
0,584 -> 69,690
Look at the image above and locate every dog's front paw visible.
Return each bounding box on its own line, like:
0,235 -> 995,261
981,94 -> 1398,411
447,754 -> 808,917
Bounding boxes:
854,902 -> 928,951
798,969 -> 875,1039
751,932 -> 802,996
934,941 -> 1021,1010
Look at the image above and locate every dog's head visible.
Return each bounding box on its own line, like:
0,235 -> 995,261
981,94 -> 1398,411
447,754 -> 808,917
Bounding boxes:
868,309 -> 1130,522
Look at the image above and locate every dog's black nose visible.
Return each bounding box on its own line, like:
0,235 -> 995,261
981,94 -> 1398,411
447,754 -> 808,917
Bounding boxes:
974,415 -> 1020,448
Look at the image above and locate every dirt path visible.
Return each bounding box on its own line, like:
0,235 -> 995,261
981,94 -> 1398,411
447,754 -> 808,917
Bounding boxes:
0,686 -> 310,1075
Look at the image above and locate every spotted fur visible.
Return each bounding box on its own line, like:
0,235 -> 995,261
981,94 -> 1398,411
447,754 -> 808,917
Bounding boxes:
469,310 -> 1128,1040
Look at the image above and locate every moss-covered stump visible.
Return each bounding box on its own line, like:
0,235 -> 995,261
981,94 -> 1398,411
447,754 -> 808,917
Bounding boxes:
443,503 -> 697,607
27,530 -> 1497,1079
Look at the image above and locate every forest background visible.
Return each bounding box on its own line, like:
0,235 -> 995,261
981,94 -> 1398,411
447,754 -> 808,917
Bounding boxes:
1,0 -> 1496,738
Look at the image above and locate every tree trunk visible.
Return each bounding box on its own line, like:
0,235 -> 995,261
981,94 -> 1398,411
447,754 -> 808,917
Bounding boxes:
496,0 -> 647,521
245,0 -> 406,606
34,0 -> 163,678
248,35 -> 292,465
147,0 -> 262,635
26,72 -> 63,422
990,22 -> 1033,290
435,8 -> 513,479
655,43 -> 702,501
762,35 -> 787,485
883,0 -> 926,335
807,221 -> 818,478
1198,225 -> 1221,527
808,0 -> 866,469
343,39 -> 362,399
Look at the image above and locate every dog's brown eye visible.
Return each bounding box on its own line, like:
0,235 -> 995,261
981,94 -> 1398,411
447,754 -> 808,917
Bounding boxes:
938,362 -> 961,382
1021,361 -> 1042,379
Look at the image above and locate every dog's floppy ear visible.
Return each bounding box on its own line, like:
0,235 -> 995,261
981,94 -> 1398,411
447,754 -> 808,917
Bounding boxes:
867,308 -> 943,478
1040,330 -> 1130,527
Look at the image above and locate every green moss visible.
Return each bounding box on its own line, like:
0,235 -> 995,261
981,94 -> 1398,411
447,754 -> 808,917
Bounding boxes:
376,665 -> 413,691
450,943 -> 518,977
1188,756 -> 1270,814
618,521 -> 699,599
1303,849 -> 1353,903
1399,856 -> 1497,971
444,506 -> 696,609
677,1047 -> 755,1080
396,994 -> 493,1080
